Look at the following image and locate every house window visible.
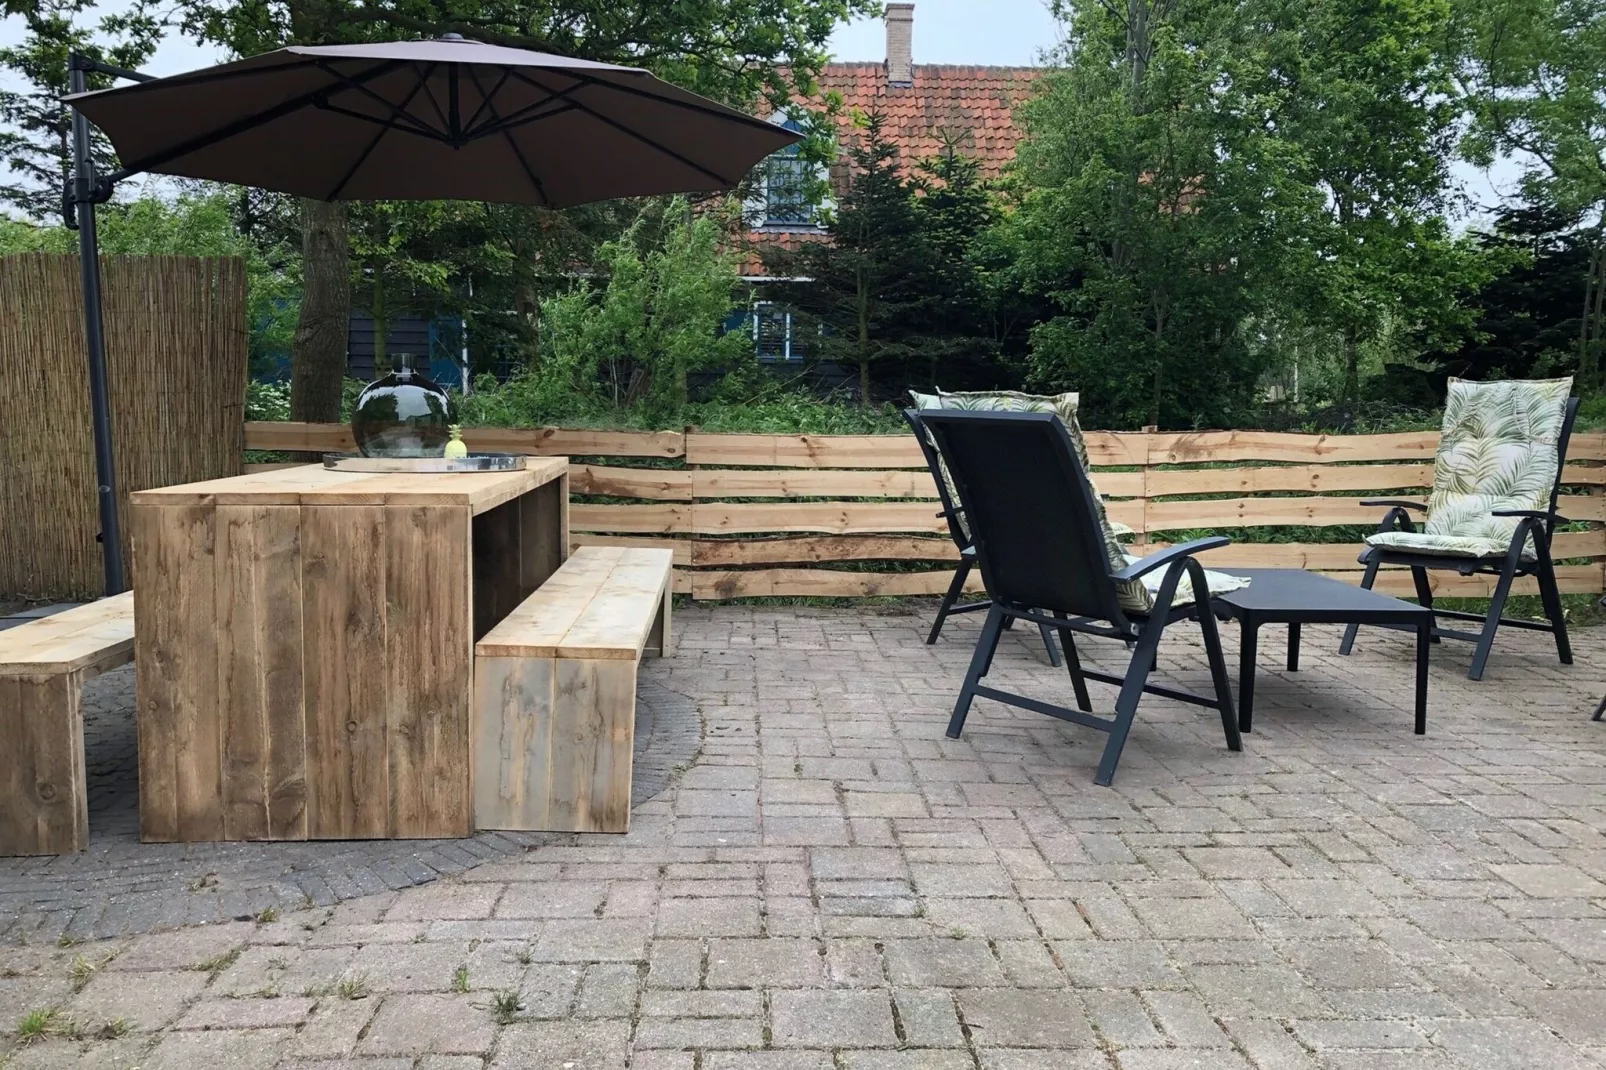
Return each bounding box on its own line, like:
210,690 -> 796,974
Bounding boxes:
752,301 -> 798,362
764,118 -> 813,226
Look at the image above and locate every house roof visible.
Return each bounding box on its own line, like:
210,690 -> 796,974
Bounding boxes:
814,63 -> 1042,179
738,62 -> 1043,277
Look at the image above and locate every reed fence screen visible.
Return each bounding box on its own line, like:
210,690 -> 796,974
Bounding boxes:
1,254 -> 247,599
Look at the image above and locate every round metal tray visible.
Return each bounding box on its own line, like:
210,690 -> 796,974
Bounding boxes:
322,453 -> 527,472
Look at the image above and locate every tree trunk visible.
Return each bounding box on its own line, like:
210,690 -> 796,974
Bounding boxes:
1582,227 -> 1606,394
290,197 -> 350,424
857,270 -> 872,407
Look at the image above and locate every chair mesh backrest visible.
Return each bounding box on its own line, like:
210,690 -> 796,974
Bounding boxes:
1425,378 -> 1574,545
918,410 -> 1129,624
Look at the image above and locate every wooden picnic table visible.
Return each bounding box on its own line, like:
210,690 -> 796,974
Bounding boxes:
128,460 -> 569,843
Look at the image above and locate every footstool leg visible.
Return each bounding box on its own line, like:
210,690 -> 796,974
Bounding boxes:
1287,623 -> 1301,672
1238,621 -> 1258,734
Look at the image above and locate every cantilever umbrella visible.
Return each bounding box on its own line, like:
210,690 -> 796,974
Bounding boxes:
62,35 -> 801,591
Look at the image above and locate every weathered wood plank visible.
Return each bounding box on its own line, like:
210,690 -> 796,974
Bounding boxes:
692,468 -> 939,499
301,506 -> 388,840
693,568 -> 987,600
522,473 -> 569,592
548,658 -> 636,833
574,535 -> 692,566
472,498 -> 524,641
571,465 -> 692,500
692,536 -> 957,566
131,504 -> 221,843
0,593 -> 135,676
691,502 -> 947,536
570,503 -> 691,534
386,505 -> 473,839
216,505 -> 305,841
0,672 -> 87,855
473,655 -> 554,831
243,422 -> 683,458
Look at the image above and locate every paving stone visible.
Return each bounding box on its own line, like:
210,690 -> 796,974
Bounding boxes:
883,938 -> 1005,987
1488,864 -> 1606,899
173,997 -> 315,1030
705,938 -> 823,988
771,990 -> 897,1047
957,989 -> 1097,1047
494,881 -> 608,918
703,1054 -> 834,1070
1288,1018 -> 1429,1049
356,994 -> 495,1055
1425,1017 -> 1599,1070
892,988 -> 965,1047
1057,941 -> 1183,988
146,1028 -> 292,1069
490,1020 -> 630,1069
64,968 -> 208,1030
657,897 -> 761,938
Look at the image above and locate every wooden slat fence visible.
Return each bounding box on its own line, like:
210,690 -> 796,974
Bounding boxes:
246,422 -> 1606,600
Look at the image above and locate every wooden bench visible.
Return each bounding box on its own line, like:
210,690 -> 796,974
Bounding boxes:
0,593 -> 135,855
473,546 -> 673,834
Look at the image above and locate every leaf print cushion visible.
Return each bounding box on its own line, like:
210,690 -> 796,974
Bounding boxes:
1364,376 -> 1572,560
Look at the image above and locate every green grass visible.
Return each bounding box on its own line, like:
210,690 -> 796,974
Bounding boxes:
15,1008 -> 58,1043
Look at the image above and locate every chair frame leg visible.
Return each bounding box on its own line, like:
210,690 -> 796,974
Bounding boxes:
1037,621 -> 1063,667
1411,566 -> 1440,643
1533,536 -> 1573,666
928,558 -> 972,645
1340,556 -> 1381,655
1196,598 -> 1242,753
1054,612 -> 1093,712
1469,562 -> 1517,682
1593,695 -> 1606,722
1094,620 -> 1161,787
947,604 -> 1005,739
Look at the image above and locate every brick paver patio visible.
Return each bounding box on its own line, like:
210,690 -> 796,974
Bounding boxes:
2,603 -> 1604,1069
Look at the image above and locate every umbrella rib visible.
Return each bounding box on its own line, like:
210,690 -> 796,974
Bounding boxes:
505,69 -> 734,186
417,66 -> 453,136
312,60 -> 442,139
465,66 -> 551,206
325,69 -> 437,199
469,100 -> 581,140
316,100 -> 446,142
461,68 -> 513,132
115,59 -> 411,178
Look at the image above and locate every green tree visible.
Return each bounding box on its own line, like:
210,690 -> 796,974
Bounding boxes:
172,0 -> 876,419
764,114 -> 935,404
530,197 -> 751,417
0,0 -> 160,220
1266,0 -> 1476,409
1457,0 -> 1606,390
1014,0 -> 1297,429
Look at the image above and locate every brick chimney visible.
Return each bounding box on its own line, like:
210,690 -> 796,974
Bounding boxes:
886,3 -> 915,87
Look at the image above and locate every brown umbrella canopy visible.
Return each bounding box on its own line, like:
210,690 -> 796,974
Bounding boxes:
64,36 -> 801,206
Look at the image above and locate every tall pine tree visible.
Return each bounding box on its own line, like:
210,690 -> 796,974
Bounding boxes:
764,114 -> 935,404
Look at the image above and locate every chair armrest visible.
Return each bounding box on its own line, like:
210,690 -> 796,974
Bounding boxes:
1112,536 -> 1230,582
936,506 -> 966,520
1360,499 -> 1427,512
1492,509 -> 1570,524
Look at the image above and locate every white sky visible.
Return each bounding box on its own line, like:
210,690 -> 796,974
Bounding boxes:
0,0 -> 1521,224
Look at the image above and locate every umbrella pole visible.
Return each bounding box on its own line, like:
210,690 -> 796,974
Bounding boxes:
69,57 -> 125,596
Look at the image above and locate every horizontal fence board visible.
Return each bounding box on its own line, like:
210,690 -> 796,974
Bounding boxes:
693,568 -> 987,600
1146,464 -> 1435,497
244,422 -> 684,458
694,536 -> 959,566
570,503 -> 690,534
570,465 -> 693,500
689,564 -> 1602,600
687,433 -> 924,468
1149,430 -> 1441,464
693,468 -> 939,499
570,534 -> 693,567
690,502 -> 948,536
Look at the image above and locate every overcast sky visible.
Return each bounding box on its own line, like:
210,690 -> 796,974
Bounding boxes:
0,0 -> 1519,222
